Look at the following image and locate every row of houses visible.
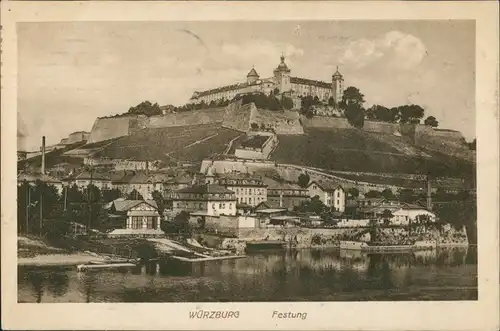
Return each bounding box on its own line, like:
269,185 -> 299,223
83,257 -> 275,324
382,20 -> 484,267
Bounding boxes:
17,169 -> 348,213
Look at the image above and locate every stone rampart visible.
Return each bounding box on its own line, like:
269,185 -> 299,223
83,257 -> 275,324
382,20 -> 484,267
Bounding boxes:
363,120 -> 400,135
222,100 -> 253,132
147,107 -> 225,128
87,117 -> 133,144
300,116 -> 351,129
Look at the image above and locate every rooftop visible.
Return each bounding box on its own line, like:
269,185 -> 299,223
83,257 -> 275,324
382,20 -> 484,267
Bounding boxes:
308,180 -> 343,192
176,184 -> 235,195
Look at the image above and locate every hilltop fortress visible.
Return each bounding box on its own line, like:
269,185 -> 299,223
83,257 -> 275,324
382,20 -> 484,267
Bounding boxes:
190,55 -> 345,106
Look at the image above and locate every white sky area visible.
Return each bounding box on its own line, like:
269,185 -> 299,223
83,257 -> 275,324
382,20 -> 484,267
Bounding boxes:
17,20 -> 475,151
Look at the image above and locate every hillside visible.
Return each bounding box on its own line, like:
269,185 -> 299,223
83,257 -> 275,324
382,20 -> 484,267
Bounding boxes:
270,127 -> 475,178
93,123 -> 241,163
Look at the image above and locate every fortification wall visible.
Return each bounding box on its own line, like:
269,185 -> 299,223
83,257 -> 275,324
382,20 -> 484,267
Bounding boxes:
222,100 -> 252,132
251,108 -> 304,135
300,116 -> 351,129
363,120 -> 400,135
87,117 -> 133,144
147,107 -> 225,128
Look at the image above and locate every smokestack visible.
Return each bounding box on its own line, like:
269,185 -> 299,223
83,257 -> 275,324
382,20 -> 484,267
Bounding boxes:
426,175 -> 432,210
41,136 -> 46,175
279,192 -> 283,208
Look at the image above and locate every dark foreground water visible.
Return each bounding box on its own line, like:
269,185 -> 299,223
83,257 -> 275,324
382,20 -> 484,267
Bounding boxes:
18,247 -> 477,302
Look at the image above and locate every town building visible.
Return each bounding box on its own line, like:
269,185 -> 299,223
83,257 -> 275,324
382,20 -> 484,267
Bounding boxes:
17,172 -> 64,194
263,178 -> 310,210
210,172 -> 268,207
391,204 -> 436,225
111,171 -> 168,200
354,198 -> 402,219
163,173 -> 194,198
71,171 -> 112,190
171,184 -> 237,216
106,199 -> 163,237
189,55 -> 344,106
307,181 -> 346,212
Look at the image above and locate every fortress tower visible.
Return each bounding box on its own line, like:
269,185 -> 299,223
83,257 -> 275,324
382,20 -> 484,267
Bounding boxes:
332,66 -> 344,106
273,54 -> 291,94
247,67 -> 259,84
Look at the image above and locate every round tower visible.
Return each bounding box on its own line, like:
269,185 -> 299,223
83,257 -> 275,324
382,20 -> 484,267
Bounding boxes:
332,66 -> 344,107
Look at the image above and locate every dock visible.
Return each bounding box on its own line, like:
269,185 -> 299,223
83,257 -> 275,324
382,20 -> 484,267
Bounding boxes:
76,262 -> 138,272
168,255 -> 247,263
246,240 -> 286,250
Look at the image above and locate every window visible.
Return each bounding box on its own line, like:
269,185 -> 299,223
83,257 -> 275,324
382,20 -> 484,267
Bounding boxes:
249,198 -> 252,204
249,189 -> 252,194
337,192 -> 340,198
199,203 -> 202,209
219,203 -> 222,209
212,203 -> 216,209
313,185 -> 317,190
146,216 -> 156,229
131,217 -> 142,229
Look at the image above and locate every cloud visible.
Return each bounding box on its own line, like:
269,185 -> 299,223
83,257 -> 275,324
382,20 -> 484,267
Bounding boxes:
340,30 -> 427,70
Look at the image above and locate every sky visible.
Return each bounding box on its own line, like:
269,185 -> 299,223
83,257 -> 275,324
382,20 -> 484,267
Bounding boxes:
17,20 -> 475,151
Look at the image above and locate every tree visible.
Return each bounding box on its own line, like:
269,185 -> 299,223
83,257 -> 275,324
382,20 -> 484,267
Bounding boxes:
297,173 -> 310,188
294,196 -> 326,215
126,189 -> 143,200
365,190 -> 382,198
128,101 -> 162,117
381,188 -> 395,199
381,209 -> 394,226
397,104 -> 425,124
347,188 -> 360,199
398,188 -> 416,203
151,190 -> 165,216
467,138 -> 476,151
281,96 -> 294,110
328,97 -> 335,107
250,122 -> 259,131
174,211 -> 192,235
85,184 -> 101,204
20,181 -> 62,234
424,116 -> 439,127
339,86 -> 365,128
366,105 -> 399,123
102,188 -> 121,202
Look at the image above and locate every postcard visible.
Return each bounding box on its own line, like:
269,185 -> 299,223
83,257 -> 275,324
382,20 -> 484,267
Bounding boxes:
1,1 -> 499,330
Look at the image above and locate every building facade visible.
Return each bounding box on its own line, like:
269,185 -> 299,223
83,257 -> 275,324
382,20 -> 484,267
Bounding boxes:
307,181 -> 346,212
266,181 -> 310,211
171,184 -> 237,216
190,55 -> 344,106
212,172 -> 268,207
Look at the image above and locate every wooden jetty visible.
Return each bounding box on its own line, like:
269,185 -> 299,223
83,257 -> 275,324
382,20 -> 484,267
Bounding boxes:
169,255 -> 246,263
76,262 -> 138,272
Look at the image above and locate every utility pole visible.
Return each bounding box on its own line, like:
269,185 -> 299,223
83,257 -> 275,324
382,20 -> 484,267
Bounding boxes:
40,136 -> 46,236
87,168 -> 93,232
25,182 -> 30,234
64,185 -> 68,211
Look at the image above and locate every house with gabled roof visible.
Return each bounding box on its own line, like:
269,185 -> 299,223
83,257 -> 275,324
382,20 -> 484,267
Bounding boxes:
106,198 -> 163,237
306,180 -> 345,212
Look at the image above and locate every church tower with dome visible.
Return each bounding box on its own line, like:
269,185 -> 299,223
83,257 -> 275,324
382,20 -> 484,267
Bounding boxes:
273,54 -> 292,94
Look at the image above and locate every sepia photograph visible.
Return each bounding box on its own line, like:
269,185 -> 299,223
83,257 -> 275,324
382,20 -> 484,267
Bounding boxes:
2,1 -> 499,330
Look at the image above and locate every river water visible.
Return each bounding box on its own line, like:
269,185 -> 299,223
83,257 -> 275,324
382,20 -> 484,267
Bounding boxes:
18,246 -> 477,302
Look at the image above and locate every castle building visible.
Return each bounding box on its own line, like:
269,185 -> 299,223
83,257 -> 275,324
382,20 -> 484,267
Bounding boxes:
190,55 -> 344,106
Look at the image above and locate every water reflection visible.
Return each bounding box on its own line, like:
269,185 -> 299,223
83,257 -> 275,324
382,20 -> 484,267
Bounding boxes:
18,246 -> 477,303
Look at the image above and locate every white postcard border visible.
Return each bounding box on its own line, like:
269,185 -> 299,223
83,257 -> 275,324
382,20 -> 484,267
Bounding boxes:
1,1 -> 499,330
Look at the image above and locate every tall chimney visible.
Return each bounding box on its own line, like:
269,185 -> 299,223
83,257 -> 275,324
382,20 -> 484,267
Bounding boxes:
426,174 -> 432,210
41,136 -> 46,175
279,192 -> 283,208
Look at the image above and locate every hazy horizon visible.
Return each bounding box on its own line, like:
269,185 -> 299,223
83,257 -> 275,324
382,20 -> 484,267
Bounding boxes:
18,20 -> 475,151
